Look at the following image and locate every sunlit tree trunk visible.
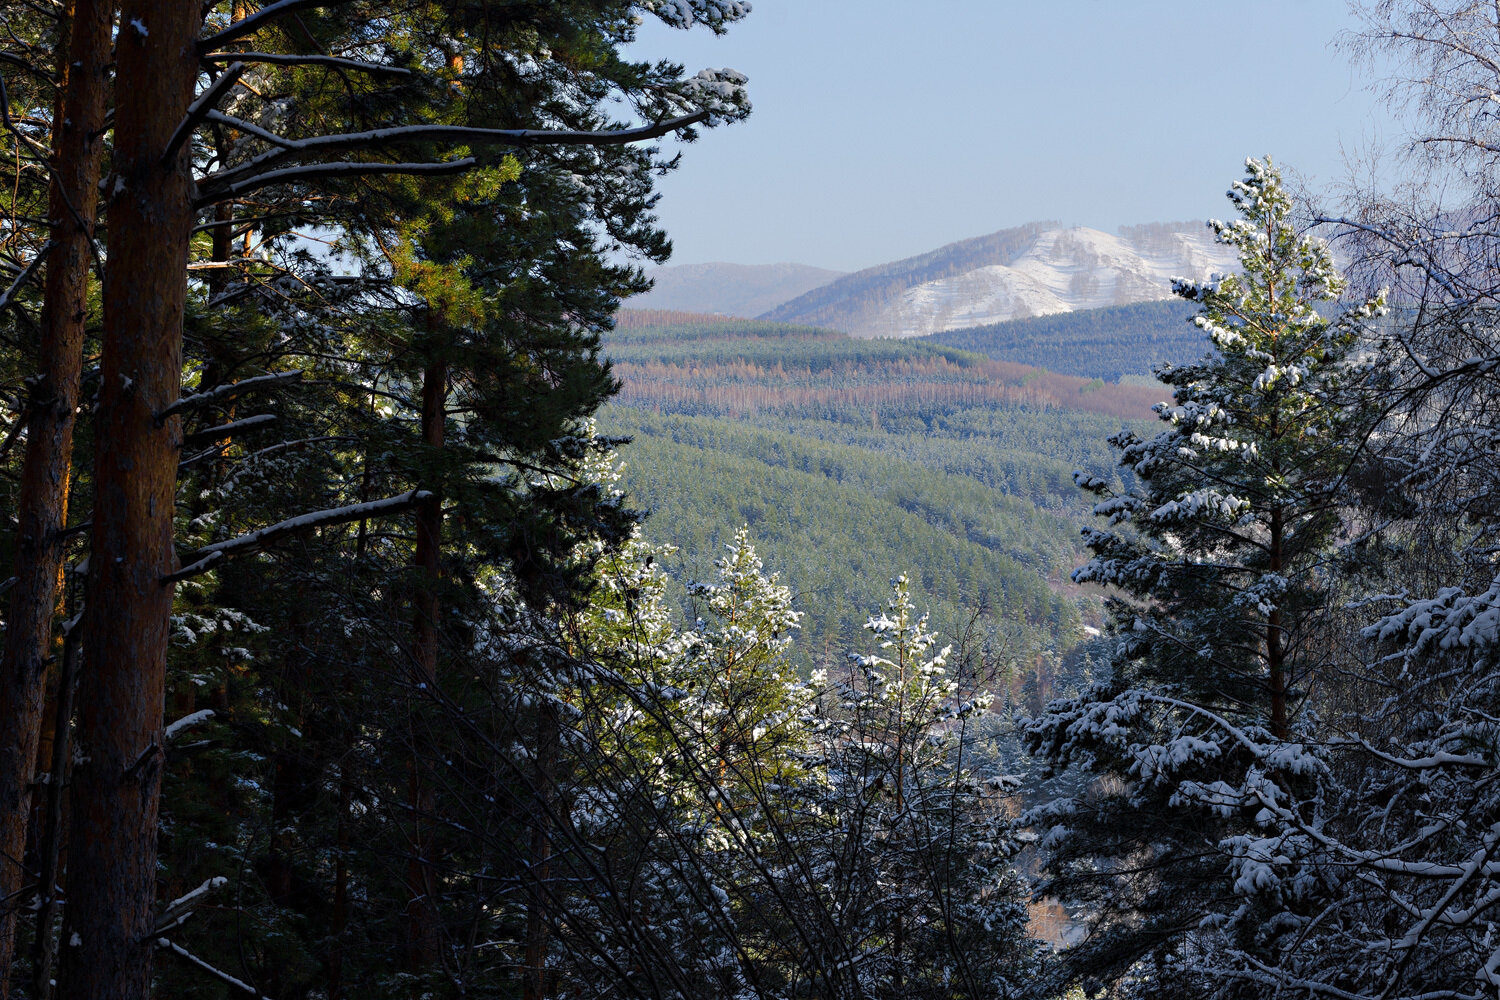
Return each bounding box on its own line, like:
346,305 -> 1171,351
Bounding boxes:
0,2 -> 108,994
56,1 -> 201,996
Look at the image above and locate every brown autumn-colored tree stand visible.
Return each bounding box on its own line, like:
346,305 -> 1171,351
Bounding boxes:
0,1 -> 109,995
54,1 -> 202,997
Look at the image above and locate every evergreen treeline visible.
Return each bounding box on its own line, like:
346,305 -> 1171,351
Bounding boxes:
921,299 -> 1204,380
596,315 -> 1153,688
602,409 -> 1089,677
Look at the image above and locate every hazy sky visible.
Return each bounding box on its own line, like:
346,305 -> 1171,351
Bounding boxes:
630,1 -> 1397,272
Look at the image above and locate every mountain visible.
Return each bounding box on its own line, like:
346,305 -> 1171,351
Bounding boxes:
624,261 -> 846,317
762,222 -> 1237,339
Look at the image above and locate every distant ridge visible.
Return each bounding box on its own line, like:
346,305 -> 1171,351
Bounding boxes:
923,299 -> 1205,381
760,223 -> 1054,335
763,222 -> 1236,339
625,261 -> 846,317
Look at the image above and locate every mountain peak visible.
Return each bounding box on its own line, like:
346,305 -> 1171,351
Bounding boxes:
765,222 -> 1236,338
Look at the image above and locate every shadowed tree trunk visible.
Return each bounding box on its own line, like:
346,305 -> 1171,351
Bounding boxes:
524,701 -> 559,1000
0,2 -> 109,995
55,1 -> 202,996
405,349 -> 446,970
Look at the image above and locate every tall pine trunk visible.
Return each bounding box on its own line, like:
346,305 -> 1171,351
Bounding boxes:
0,2 -> 109,994
56,2 -> 201,996
405,353 -> 446,970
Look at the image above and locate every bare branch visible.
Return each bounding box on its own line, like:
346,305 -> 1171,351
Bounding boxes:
195,110 -> 710,200
194,158 -> 476,207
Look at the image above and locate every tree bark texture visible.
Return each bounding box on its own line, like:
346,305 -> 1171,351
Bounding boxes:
57,2 -> 201,996
0,1 -> 109,994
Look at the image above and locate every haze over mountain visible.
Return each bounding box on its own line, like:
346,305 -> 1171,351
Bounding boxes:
762,221 -> 1238,338
625,261 -> 846,317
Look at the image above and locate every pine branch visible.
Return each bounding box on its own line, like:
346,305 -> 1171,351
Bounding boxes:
194,111 -> 710,203
201,50 -> 412,75
165,489 -> 432,584
158,371 -> 302,420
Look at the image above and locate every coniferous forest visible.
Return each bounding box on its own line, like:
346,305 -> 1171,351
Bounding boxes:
4,2 -> 1500,1000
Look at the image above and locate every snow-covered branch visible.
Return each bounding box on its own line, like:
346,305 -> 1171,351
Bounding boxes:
0,239 -> 49,312
164,62 -> 246,165
194,111 -> 710,203
165,489 -> 432,584
183,413 -> 278,444
164,710 -> 215,742
200,51 -> 412,75
156,935 -> 266,997
158,371 -> 301,421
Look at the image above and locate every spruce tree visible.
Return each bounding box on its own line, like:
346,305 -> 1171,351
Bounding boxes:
1025,157 -> 1388,996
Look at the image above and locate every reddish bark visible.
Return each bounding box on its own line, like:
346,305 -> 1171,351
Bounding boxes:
0,2 -> 109,995
55,1 -> 202,996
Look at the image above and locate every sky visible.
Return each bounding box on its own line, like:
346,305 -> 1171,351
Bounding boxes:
629,1 -> 1399,272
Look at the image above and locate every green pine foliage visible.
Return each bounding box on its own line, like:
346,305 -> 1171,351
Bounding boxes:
1023,157 -> 1391,997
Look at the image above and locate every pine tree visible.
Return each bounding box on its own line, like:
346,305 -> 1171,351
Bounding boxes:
820,575 -> 1036,1000
1025,157 -> 1388,996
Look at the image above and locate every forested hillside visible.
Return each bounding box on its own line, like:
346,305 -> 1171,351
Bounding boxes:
922,299 -> 1203,379
599,313 -> 1156,683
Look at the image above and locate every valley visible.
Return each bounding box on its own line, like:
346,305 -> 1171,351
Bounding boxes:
601,304 -> 1201,695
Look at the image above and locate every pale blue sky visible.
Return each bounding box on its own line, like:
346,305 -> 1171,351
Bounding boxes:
631,1 -> 1396,271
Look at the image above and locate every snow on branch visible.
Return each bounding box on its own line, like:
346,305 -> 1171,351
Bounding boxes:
154,875 -> 227,934
0,239 -> 50,312
159,374 -> 300,422
165,489 -> 431,584
163,62 -> 246,165
201,51 -> 412,75
183,413 -> 278,443
194,111 -> 710,203
159,371 -> 302,420
195,158 -> 477,207
164,709 -> 215,742
156,935 -> 266,997
202,110 -> 299,150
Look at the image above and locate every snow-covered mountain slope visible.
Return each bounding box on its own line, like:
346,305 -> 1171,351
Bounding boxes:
625,261 -> 846,318
764,223 -> 1239,339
